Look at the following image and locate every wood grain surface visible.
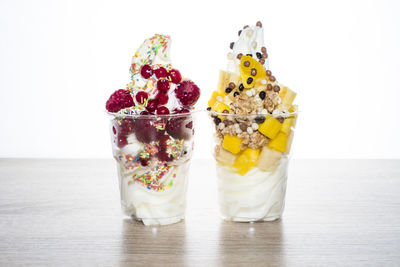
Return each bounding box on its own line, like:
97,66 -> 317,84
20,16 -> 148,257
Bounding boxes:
0,159 -> 399,266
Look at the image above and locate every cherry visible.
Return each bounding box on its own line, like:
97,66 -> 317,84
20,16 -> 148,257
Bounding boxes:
172,107 -> 190,114
117,135 -> 128,148
158,94 -> 169,105
168,69 -> 182,84
156,106 -> 170,115
175,80 -> 200,106
134,118 -> 164,143
140,65 -> 152,79
146,99 -> 159,112
157,79 -> 170,94
154,67 -> 168,79
135,91 -> 149,104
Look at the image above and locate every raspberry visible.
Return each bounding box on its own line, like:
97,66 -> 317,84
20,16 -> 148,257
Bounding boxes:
146,99 -> 159,112
135,91 -> 149,104
157,79 -> 170,94
156,106 -> 170,115
157,94 -> 169,105
175,80 -> 200,106
158,135 -> 171,150
140,64 -> 152,79
157,150 -> 172,162
105,89 -> 134,112
118,118 -> 135,136
172,107 -> 190,114
166,115 -> 193,140
134,118 -> 164,143
139,157 -> 149,166
154,67 -> 168,79
168,69 -> 182,84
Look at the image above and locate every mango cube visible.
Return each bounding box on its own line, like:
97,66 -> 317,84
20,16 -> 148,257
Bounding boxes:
208,91 -> 223,107
258,117 -> 282,139
268,132 -> 288,153
279,86 -> 297,105
280,118 -> 293,135
215,147 -> 237,167
233,148 -> 260,175
257,146 -> 282,172
212,101 -> 230,113
222,135 -> 242,154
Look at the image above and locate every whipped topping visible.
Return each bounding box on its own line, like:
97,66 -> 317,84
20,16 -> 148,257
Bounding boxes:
216,157 -> 289,221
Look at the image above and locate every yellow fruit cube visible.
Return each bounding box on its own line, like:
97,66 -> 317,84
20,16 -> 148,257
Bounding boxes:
258,117 -> 282,139
212,101 -> 230,113
239,56 -> 267,89
208,91 -> 223,107
279,86 -> 297,105
268,132 -> 288,153
257,146 -> 282,172
233,148 -> 260,176
215,147 -> 237,167
222,135 -> 242,154
280,118 -> 293,135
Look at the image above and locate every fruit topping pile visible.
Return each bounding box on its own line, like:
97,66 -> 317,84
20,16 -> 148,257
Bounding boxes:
209,22 -> 298,175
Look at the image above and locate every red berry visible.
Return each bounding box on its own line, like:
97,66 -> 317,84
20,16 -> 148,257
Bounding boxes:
154,67 -> 168,79
140,65 -> 152,79
157,78 -> 170,94
156,106 -> 170,115
134,118 -> 164,143
158,135 -> 171,149
135,91 -> 149,104
139,157 -> 149,166
105,89 -> 134,112
172,107 -> 190,114
166,115 -> 193,140
157,94 -> 169,105
117,135 -> 128,148
158,150 -> 172,162
175,80 -> 200,106
118,118 -> 135,136
146,99 -> 159,112
168,69 -> 182,83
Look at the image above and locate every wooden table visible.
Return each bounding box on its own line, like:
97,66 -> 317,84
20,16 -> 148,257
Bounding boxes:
0,159 -> 399,266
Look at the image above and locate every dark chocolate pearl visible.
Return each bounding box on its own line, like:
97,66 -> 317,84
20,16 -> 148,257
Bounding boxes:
277,117 -> 284,123
214,117 -> 221,125
251,68 -> 257,76
266,70 -> 272,76
259,59 -> 265,64
207,107 -> 211,111
270,76 -> 276,82
247,77 -> 253,85
243,61 -> 250,67
261,47 -> 267,53
225,87 -> 233,93
237,53 -> 243,60
239,84 -> 244,91
228,82 -> 236,89
255,116 -> 266,124
243,25 -> 249,29
230,42 -> 234,49
256,52 -> 262,59
246,53 -> 252,57
273,85 -> 280,92
256,21 -> 263,27
259,91 -> 266,100
267,84 -> 273,91
222,110 -> 229,114
233,92 -> 239,97
238,30 -> 242,36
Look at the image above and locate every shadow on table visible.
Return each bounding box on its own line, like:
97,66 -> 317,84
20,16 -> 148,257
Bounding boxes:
218,219 -> 286,265
119,218 -> 186,265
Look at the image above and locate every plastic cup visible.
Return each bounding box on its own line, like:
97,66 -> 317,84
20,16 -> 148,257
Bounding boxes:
208,111 -> 298,222
108,111 -> 198,226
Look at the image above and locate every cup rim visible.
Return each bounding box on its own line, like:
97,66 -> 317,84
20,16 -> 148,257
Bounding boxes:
207,110 -> 299,118
106,109 -> 203,119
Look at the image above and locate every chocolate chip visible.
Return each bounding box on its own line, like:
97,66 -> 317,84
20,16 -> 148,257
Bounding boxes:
256,52 -> 262,59
251,68 -> 257,76
228,82 -> 236,89
237,53 -> 243,60
259,59 -> 265,64
273,85 -> 280,92
266,70 -> 272,76
238,30 -> 242,36
239,123 -> 247,131
261,47 -> 267,53
246,53 -> 252,57
255,116 -> 265,123
247,77 -> 253,84
214,117 -> 221,125
259,91 -> 266,100
270,76 -> 276,82
239,84 -> 244,91
225,87 -> 233,93
243,61 -> 250,67
230,42 -> 234,49
256,21 -> 262,27
267,84 -> 273,91
207,107 -> 211,111
277,117 -> 284,123
233,91 -> 239,97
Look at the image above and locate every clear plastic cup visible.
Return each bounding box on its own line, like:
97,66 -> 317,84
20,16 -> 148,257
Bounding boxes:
208,111 -> 298,222
108,111 -> 198,225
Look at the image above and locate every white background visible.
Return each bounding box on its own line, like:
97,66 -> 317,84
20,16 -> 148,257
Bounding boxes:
1,0 -> 399,159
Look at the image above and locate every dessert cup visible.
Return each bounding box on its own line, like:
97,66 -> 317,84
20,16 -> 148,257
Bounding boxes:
108,111 -> 197,225
209,111 -> 298,222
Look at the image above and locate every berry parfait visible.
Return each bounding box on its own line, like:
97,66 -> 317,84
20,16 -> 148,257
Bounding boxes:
106,34 -> 200,226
